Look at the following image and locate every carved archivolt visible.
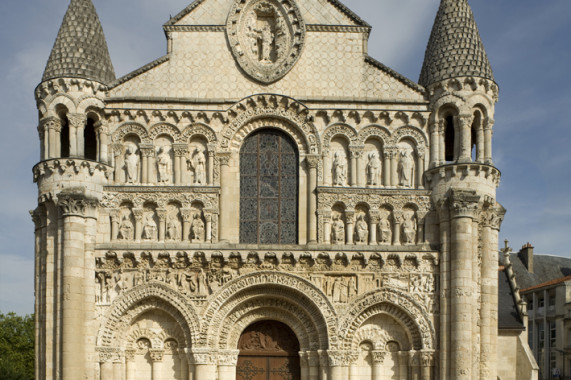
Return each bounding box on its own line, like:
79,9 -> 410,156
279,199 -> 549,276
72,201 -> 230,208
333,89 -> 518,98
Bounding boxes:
356,125 -> 391,146
392,126 -> 428,147
318,189 -> 432,213
97,282 -> 200,349
112,123 -> 150,144
221,94 -> 320,154
149,123 -> 182,143
339,289 -> 436,351
100,191 -> 217,210
181,123 -> 217,144
322,124 -> 358,150
203,271 -> 336,348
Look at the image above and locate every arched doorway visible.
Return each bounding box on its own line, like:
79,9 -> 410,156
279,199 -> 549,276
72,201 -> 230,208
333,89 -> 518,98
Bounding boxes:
236,321 -> 301,380
240,129 -> 299,244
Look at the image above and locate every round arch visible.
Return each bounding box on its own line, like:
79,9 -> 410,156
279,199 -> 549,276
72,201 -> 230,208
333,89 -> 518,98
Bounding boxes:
97,282 -> 200,349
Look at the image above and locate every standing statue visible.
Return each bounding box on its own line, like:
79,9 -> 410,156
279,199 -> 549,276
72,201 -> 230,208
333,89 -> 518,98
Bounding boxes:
332,152 -> 347,186
118,215 -> 134,241
398,150 -> 414,188
191,214 -> 205,242
156,146 -> 172,184
331,215 -> 345,244
188,148 -> 206,185
259,22 -> 275,63
366,152 -> 381,186
379,217 -> 392,244
124,145 -> 140,184
166,215 -> 180,241
142,213 -> 157,240
355,215 -> 369,244
403,215 -> 417,245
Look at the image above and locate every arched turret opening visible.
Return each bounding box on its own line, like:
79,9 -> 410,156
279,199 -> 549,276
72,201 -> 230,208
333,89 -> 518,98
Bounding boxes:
444,115 -> 455,162
84,117 -> 97,161
59,112 -> 70,158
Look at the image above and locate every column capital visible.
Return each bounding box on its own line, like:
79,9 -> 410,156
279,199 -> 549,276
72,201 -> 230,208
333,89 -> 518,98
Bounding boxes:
420,351 -> 436,367
455,114 -> 474,129
369,210 -> 381,224
96,347 -> 121,363
40,116 -> 62,132
124,349 -> 137,362
57,193 -> 98,217
218,152 -> 232,166
109,208 -> 121,223
449,189 -> 481,219
371,350 -> 387,364
173,143 -> 189,157
307,351 -> 320,367
149,349 -> 165,362
326,350 -> 353,367
132,208 -> 145,221
218,349 -> 240,366
181,208 -> 193,222
139,144 -> 155,157
484,117 -> 495,130
67,113 -> 87,128
305,154 -> 320,169
192,348 -> 218,365
156,208 -> 168,221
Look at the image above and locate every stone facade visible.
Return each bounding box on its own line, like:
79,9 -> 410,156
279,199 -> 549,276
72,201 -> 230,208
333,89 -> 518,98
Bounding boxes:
32,0 -> 532,379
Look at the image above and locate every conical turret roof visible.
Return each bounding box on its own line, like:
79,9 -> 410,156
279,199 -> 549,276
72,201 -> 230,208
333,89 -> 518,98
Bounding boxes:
419,0 -> 494,87
42,0 -> 115,84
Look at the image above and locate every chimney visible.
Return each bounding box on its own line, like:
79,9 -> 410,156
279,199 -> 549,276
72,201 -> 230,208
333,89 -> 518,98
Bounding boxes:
518,243 -> 534,273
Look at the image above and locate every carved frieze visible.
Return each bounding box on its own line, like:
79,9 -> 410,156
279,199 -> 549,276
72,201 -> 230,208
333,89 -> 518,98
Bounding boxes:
226,0 -> 306,84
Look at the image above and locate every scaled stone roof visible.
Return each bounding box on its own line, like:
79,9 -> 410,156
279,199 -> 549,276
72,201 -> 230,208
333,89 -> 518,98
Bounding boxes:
419,0 -> 494,87
507,253 -> 571,291
498,269 -> 524,331
42,0 -> 115,84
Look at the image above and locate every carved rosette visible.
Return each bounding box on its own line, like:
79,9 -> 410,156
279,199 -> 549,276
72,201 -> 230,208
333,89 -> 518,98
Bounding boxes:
226,0 -> 306,84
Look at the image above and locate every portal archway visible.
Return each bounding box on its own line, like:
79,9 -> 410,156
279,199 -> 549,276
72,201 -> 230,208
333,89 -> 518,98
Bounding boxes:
237,321 -> 301,380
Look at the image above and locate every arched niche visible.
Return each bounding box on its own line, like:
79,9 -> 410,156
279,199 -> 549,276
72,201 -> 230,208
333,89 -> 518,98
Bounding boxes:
396,139 -> 417,189
364,137 -> 384,187
166,202 -> 182,242
329,136 -> 350,187
155,134 -> 174,185
188,135 -> 208,185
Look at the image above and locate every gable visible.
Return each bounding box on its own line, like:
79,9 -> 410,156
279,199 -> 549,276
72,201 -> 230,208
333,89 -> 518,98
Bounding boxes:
167,0 -> 368,27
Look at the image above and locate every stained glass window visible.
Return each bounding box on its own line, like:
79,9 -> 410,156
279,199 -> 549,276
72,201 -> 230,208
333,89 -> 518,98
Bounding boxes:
240,129 -> 298,244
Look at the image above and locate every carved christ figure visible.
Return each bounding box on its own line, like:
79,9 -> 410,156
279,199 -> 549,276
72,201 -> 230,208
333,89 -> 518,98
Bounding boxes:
124,145 -> 140,184
156,146 -> 172,184
259,22 -> 275,62
366,152 -> 381,186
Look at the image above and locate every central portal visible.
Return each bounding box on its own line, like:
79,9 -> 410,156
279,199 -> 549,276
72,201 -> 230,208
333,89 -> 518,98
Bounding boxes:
236,321 -> 301,380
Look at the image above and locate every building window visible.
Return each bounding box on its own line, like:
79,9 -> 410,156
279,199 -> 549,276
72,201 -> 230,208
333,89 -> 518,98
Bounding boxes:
84,118 -> 97,161
444,115 -> 455,162
539,298 -> 545,308
240,129 -> 298,244
60,116 -> 70,158
528,298 -> 534,310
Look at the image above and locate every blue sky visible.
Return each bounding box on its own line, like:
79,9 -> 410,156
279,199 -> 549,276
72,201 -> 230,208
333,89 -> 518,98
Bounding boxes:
0,0 -> 570,315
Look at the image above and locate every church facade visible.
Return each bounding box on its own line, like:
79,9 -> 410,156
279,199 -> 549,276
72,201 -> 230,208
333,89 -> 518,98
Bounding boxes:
32,0 -> 523,379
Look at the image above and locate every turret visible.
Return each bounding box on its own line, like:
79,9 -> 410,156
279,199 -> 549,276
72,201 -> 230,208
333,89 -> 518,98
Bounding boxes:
34,0 -> 115,200
420,1 -> 505,379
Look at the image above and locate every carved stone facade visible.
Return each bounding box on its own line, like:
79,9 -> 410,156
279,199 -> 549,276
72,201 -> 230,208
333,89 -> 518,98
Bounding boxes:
32,0 -> 535,379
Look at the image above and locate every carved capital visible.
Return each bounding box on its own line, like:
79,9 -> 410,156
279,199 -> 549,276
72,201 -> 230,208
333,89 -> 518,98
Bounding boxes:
67,113 -> 87,129
345,210 -> 356,223
40,116 -> 62,133
140,144 -> 155,158
156,208 -> 168,221
218,350 -> 240,366
369,210 -> 381,224
109,208 -> 120,223
96,347 -> 121,363
306,154 -> 320,169
307,352 -> 320,367
173,144 -> 189,157
327,350 -> 353,367
149,349 -> 165,362
449,189 -> 481,219
132,208 -> 145,221
456,114 -> 474,129
421,351 -> 435,367
371,351 -> 387,364
192,348 -> 218,365
484,117 -> 495,130
218,152 -> 231,167
58,193 -> 98,217
124,349 -> 137,362
181,208 -> 192,222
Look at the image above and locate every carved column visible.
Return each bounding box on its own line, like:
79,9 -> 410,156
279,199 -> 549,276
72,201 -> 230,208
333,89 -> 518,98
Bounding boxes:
437,201 -> 450,379
345,210 -> 355,245
369,211 -> 380,245
308,351 -> 320,380
416,211 -> 428,244
140,144 -> 154,185
40,117 -> 61,160
392,211 -> 403,246
439,120 -> 446,163
178,349 -> 189,380
300,352 -> 309,380
207,144 -> 216,186
67,113 -> 86,157
349,147 -> 359,187
389,149 -> 398,187
318,350 -> 329,380
157,209 -> 167,242
173,144 -> 188,185
371,351 -> 386,380
307,155 -> 319,243
355,147 -> 366,187
59,194 -> 97,380
327,351 -> 348,380
383,151 -> 391,187
192,348 -> 217,379
484,118 -> 494,164
218,153 -> 234,242
416,149 -> 425,189
97,348 -> 117,380
320,210 -> 332,244
204,212 -> 213,242
449,190 -> 480,379
429,121 -> 439,168
456,114 -> 474,163
420,351 -> 434,380
347,353 -> 358,380
408,351 -> 420,380
109,209 -> 120,241
217,349 -> 239,380
181,209 -> 192,241
397,351 -> 409,380
125,349 -> 136,380
112,143 -> 123,183
133,209 -> 144,242
113,358 -> 123,380
149,349 -> 164,380
96,122 -> 109,164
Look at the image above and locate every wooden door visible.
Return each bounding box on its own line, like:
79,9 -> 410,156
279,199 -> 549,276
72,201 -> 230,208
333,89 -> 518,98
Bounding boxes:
236,321 -> 301,380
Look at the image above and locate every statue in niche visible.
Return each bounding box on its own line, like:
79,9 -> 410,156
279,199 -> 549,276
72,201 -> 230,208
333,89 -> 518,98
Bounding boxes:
156,146 -> 172,184
118,215 -> 134,241
246,3 -> 285,64
332,152 -> 347,186
142,213 -> 157,240
366,152 -> 382,186
379,216 -> 392,244
403,214 -> 417,245
355,215 -> 369,244
331,215 -> 345,244
188,148 -> 206,185
166,215 -> 180,241
398,150 -> 414,188
191,214 -> 205,242
124,144 -> 140,184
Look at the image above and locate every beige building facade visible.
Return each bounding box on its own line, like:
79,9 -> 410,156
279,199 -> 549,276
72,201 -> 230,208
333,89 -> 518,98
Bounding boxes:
32,0 -> 536,379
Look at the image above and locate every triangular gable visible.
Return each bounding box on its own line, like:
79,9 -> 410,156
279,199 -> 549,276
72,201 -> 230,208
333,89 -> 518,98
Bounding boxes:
165,0 -> 369,27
